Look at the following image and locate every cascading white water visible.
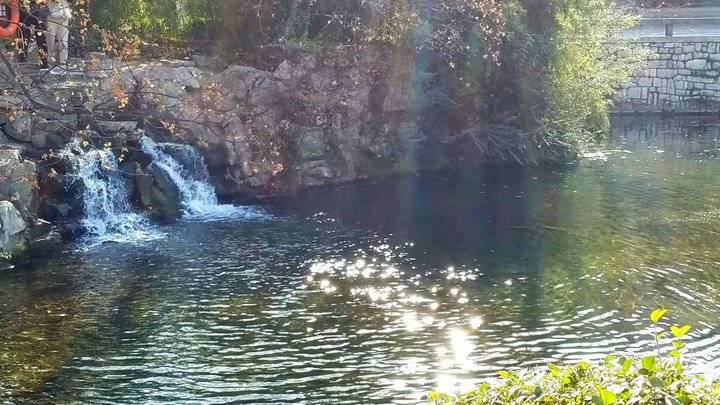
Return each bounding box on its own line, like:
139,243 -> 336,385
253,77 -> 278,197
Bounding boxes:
139,137 -> 267,221
63,139 -> 163,244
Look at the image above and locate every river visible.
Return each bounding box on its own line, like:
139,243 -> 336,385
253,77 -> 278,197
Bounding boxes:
1,116 -> 720,404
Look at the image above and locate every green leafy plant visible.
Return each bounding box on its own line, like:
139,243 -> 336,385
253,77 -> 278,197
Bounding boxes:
544,0 -> 647,150
428,309 -> 719,404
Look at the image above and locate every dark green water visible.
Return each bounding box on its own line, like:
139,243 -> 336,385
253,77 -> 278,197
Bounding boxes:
2,116 -> 720,404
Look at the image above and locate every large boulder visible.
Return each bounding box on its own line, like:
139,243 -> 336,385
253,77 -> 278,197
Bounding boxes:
116,64 -> 203,111
131,163 -> 182,222
0,149 -> 66,259
96,120 -> 138,134
212,65 -> 285,106
32,115 -> 76,150
293,127 -> 327,161
0,110 -> 33,142
27,219 -> 63,258
30,131 -> 67,150
0,148 -> 38,223
191,54 -> 229,70
41,201 -> 73,222
158,144 -> 200,173
0,200 -> 27,260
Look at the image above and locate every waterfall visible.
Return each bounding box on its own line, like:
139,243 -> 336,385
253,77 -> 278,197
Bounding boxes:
63,140 -> 163,244
139,137 -> 267,221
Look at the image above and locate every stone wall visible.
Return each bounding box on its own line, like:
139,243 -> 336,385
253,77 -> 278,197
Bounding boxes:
614,37 -> 720,113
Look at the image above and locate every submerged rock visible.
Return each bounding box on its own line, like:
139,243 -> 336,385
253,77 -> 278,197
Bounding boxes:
28,219 -> 63,257
41,201 -> 73,222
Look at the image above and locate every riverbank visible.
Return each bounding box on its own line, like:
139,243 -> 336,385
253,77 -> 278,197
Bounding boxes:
0,46 -> 572,263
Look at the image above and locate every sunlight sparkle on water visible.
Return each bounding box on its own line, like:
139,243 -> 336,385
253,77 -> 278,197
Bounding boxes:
436,374 -> 476,396
449,329 -> 475,370
470,316 -> 484,329
403,312 -> 421,332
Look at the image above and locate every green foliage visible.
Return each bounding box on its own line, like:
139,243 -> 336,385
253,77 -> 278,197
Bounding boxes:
398,0 -> 644,163
85,0 -> 643,159
544,0 -> 647,149
671,325 -> 692,338
428,309 -> 720,404
89,0 -> 211,42
87,0 -> 505,57
650,308 -> 668,323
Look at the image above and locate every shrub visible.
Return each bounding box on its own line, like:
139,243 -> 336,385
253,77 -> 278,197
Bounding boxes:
428,309 -> 720,404
88,0 -> 210,43
545,0 -> 647,149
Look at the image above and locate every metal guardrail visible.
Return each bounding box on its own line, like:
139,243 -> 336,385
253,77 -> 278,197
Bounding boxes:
638,7 -> 720,36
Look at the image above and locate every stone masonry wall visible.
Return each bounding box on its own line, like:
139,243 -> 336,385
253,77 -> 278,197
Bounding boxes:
614,38 -> 720,113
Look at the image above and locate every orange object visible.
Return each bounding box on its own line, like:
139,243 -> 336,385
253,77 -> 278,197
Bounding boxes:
0,0 -> 19,38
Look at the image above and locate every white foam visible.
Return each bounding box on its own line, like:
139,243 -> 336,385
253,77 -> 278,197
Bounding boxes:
62,139 -> 164,245
139,137 -> 269,221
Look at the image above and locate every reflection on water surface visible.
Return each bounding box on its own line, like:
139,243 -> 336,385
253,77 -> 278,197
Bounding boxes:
2,116 -> 720,403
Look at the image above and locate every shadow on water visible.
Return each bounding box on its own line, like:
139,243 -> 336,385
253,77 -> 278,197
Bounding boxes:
2,115 -> 720,403
273,166 -> 567,266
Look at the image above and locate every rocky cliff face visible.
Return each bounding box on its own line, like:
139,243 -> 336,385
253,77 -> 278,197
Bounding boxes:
0,149 -> 35,259
120,46 -> 423,198
0,149 -> 61,260
0,45 -> 554,261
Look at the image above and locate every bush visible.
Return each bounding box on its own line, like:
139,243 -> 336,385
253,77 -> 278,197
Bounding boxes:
544,0 -> 647,149
88,0 -> 211,43
428,310 -> 720,404
405,0 -> 645,164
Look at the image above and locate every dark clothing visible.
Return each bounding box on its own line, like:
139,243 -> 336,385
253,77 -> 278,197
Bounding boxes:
29,5 -> 49,21
19,6 -> 49,68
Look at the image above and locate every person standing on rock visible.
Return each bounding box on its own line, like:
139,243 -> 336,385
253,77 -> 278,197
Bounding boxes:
18,3 -> 50,68
46,0 -> 72,70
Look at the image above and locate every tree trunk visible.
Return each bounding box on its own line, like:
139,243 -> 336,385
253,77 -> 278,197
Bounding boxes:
283,0 -> 302,40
